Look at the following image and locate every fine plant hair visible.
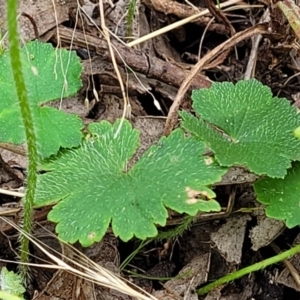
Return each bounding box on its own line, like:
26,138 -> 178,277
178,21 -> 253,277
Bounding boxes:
6,0 -> 39,283
126,0 -> 139,39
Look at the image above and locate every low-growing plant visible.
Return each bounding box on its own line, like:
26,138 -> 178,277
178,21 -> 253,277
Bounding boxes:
4,0 -> 300,294
0,267 -> 25,300
180,79 -> 300,227
0,40 -> 83,158
34,120 -> 227,246
4,0 -> 83,285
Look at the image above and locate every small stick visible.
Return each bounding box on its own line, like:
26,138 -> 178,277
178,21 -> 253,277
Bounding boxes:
127,0 -> 241,47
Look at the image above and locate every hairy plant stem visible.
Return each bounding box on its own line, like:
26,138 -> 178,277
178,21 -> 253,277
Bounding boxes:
126,0 -> 137,37
120,216 -> 194,270
7,0 -> 38,282
198,243 -> 300,295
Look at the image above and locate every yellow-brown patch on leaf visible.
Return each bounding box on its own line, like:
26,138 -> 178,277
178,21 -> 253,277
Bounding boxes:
204,157 -> 214,165
88,232 -> 96,239
185,187 -> 212,204
31,65 -> 38,76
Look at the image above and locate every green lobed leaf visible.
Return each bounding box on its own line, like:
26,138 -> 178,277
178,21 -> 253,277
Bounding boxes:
180,79 -> 300,178
254,162 -> 300,228
0,267 -> 25,299
0,40 -> 83,158
34,120 -> 227,246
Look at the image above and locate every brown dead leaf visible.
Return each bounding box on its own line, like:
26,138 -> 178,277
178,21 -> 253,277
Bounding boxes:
211,214 -> 251,264
250,210 -> 285,251
153,255 -> 210,300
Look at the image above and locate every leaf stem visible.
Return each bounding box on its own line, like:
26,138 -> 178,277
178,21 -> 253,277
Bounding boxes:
198,244 -> 300,295
7,0 -> 39,282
